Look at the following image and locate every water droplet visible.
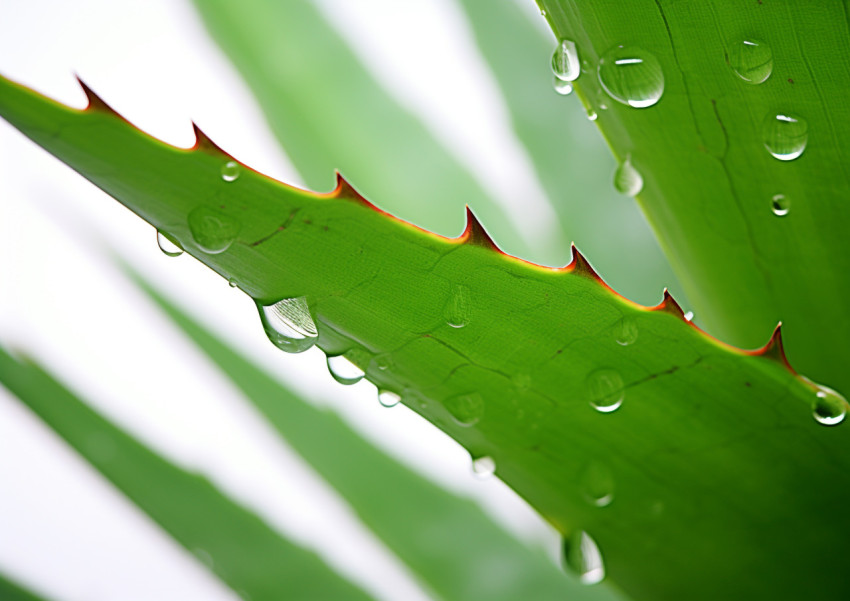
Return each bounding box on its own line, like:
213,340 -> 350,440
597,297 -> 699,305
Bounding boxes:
580,462 -> 615,507
763,113 -> 808,161
771,194 -> 790,216
228,277 -> 238,288
327,353 -> 366,385
598,45 -> 664,108
813,384 -> 847,426
728,39 -> 773,84
684,311 -> 694,322
554,77 -> 574,95
586,368 -> 624,413
472,455 -> 496,478
551,39 -> 581,82
221,160 -> 240,182
193,548 -> 215,569
587,109 -> 598,121
444,284 -> 471,328
562,531 -> 605,585
540,8 -> 546,17
613,156 -> 643,196
257,297 -> 318,353
445,392 -> 484,427
615,316 -> 638,346
373,353 -> 394,371
188,207 -> 240,254
378,390 -> 401,408
156,230 -> 183,257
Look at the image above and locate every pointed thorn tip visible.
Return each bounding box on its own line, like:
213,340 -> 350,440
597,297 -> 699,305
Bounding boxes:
756,322 -> 793,370
567,244 -> 599,278
74,76 -> 117,115
332,172 -> 373,207
462,206 -> 499,250
191,121 -> 230,156
654,288 -> 686,320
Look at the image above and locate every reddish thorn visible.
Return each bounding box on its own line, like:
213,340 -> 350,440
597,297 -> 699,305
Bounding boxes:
462,206 -> 499,250
332,171 -> 374,208
653,288 -> 686,320
753,322 -> 794,371
567,243 -> 599,278
74,75 -> 121,117
191,121 -> 231,156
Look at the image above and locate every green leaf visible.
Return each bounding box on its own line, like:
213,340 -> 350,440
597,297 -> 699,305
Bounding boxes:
0,574 -> 50,601
191,0 -> 549,263
455,0 -> 683,305
538,0 -> 850,396
0,347 -> 374,601
2,74 -> 849,600
132,272 -> 625,601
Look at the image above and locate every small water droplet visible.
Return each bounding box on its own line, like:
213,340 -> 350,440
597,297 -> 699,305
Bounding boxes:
684,311 -> 694,322
221,160 -> 240,182
615,316 -> 638,346
562,531 -> 605,585
472,455 -> 496,478
188,207 -> 240,254
763,113 -> 808,161
257,297 -> 318,353
373,353 -> 394,372
193,548 -> 215,569
728,39 -> 773,84
378,390 -> 401,408
445,392 -> 484,426
444,284 -> 471,328
813,384 -> 847,426
228,277 -> 238,288
327,352 -> 366,385
580,462 -> 615,507
540,8 -> 546,17
554,77 -> 574,95
551,39 -> 581,82
613,156 -> 643,196
598,46 -> 664,108
587,369 -> 624,413
156,230 -> 183,257
587,109 -> 598,121
771,194 -> 790,216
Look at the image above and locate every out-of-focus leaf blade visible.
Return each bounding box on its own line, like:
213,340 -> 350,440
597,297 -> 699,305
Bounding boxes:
2,75 -> 849,601
191,0 -> 551,262
0,348 -> 374,601
0,574 -> 50,601
456,0 -> 682,305
132,273 -> 626,601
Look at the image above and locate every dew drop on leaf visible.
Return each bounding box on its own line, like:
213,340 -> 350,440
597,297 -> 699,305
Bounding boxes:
156,230 -> 183,257
562,531 -> 606,585
444,284 -> 471,328
763,113 -> 808,161
587,368 -> 624,413
378,390 -> 401,408
598,45 -> 664,108
587,109 -> 598,121
220,160 -> 240,182
613,156 -> 643,196
372,353 -> 394,372
615,316 -> 638,346
813,384 -> 847,426
445,392 -> 484,427
257,296 -> 318,353
553,77 -> 573,95
551,39 -> 580,82
472,455 -> 496,478
228,277 -> 238,288
728,39 -> 773,84
580,461 -> 615,507
771,194 -> 790,216
327,352 -> 367,386
684,311 -> 694,322
188,207 -> 240,254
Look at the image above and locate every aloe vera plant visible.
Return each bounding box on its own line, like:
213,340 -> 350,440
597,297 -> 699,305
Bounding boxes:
1,2 -> 848,601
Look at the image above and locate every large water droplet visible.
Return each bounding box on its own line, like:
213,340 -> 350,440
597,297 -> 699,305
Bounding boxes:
598,46 -> 664,108
728,39 -> 773,84
188,207 -> 240,254
580,462 -> 615,507
562,531 -> 605,585
327,352 -> 366,386
257,297 -> 318,353
553,77 -> 573,95
771,194 -> 790,216
763,113 -> 808,161
813,384 -> 847,426
221,160 -> 241,182
445,392 -> 484,427
157,231 -> 183,257
615,316 -> 638,346
613,156 -> 643,196
444,284 -> 471,328
378,390 -> 401,408
551,39 -> 580,82
472,455 -> 496,478
587,369 -> 624,413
